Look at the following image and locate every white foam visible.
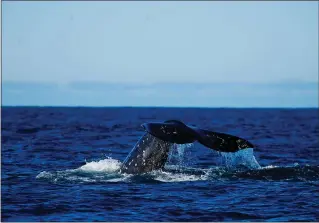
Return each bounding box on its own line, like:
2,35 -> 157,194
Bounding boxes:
106,175 -> 132,182
36,158 -> 123,183
262,165 -> 279,169
36,171 -> 54,179
78,157 -> 121,173
153,170 -> 208,182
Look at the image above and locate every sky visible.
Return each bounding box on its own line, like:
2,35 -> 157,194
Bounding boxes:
2,1 -> 318,107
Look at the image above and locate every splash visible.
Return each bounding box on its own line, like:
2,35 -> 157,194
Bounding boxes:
36,155 -> 319,183
36,144 -> 318,184
218,148 -> 261,169
166,143 -> 194,168
36,158 -> 125,183
79,157 -> 121,173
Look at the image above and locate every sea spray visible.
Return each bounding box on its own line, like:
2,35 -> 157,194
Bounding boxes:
217,148 -> 261,169
166,143 -> 194,168
79,157 -> 121,173
36,146 -> 261,184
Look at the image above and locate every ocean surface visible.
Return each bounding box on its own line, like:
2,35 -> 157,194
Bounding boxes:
1,107 -> 319,222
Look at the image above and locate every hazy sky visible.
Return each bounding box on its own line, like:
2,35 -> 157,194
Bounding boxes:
2,1 -> 318,107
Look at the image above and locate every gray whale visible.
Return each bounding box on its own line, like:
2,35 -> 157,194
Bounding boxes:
121,120 -> 254,174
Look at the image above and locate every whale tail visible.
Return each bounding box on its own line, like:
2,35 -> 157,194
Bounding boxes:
142,120 -> 254,153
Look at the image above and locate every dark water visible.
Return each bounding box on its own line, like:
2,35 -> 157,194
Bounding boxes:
1,107 -> 319,222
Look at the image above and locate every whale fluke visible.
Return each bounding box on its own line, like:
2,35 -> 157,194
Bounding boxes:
142,120 -> 254,153
121,120 -> 255,174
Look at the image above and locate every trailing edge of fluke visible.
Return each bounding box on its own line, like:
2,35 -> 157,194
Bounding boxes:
141,120 -> 254,153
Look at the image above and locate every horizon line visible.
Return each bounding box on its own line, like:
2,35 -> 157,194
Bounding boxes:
2,80 -> 318,84
1,105 -> 318,109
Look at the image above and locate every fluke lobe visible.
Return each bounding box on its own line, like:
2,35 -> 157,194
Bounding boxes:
121,120 -> 254,174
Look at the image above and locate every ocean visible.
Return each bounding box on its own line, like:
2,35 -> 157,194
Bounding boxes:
1,107 -> 318,221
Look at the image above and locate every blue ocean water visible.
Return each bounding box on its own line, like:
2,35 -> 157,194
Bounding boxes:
1,107 -> 319,222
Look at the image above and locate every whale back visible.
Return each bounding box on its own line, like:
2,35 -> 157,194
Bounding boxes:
121,133 -> 172,174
